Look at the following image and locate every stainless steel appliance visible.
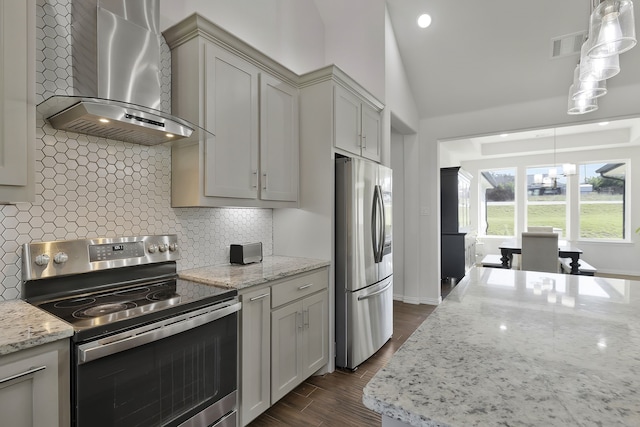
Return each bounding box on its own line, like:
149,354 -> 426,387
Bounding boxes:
22,235 -> 240,427
335,157 -> 393,370
36,0 -> 203,145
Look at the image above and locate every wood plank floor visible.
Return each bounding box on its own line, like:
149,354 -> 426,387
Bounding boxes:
248,300 -> 437,427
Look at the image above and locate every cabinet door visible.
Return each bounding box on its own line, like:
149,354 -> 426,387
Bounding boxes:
302,290 -> 328,378
240,288 -> 271,426
0,348 -> 59,427
271,301 -> 302,403
259,74 -> 298,202
204,42 -> 259,199
360,103 -> 381,162
0,0 -> 34,203
334,85 -> 361,156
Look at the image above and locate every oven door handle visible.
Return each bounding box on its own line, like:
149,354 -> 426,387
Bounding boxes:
78,301 -> 241,365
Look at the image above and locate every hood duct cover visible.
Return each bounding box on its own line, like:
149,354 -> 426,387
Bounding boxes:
36,0 -> 207,145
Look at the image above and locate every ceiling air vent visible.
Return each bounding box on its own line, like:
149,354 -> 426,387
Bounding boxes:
551,31 -> 587,58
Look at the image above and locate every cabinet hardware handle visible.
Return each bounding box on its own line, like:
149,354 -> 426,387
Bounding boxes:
298,283 -> 313,290
303,309 -> 309,328
252,171 -> 258,189
263,173 -> 267,190
0,365 -> 46,385
362,134 -> 367,149
297,311 -> 303,329
249,293 -> 270,302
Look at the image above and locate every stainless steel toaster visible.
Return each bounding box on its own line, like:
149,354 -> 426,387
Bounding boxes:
230,242 -> 263,264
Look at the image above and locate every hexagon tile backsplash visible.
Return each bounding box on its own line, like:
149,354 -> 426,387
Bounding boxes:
0,119 -> 273,300
0,0 -> 273,301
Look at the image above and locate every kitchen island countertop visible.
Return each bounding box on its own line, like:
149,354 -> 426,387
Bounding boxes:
0,300 -> 74,356
178,255 -> 330,290
363,267 -> 640,427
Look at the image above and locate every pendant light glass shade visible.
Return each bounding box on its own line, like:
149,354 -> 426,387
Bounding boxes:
567,84 -> 599,114
579,40 -> 620,81
571,64 -> 607,100
586,0 -> 637,59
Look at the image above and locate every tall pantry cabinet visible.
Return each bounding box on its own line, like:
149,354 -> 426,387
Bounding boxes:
440,167 -> 476,283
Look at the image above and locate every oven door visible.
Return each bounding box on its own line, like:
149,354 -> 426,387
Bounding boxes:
74,300 -> 240,427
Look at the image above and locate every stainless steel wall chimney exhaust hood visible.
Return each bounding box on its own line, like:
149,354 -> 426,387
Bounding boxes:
36,0 -> 209,146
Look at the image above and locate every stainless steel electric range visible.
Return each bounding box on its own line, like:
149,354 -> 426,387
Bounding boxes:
22,235 -> 239,427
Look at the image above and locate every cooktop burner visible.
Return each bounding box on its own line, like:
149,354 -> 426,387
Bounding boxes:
37,280 -> 182,328
23,235 -> 238,342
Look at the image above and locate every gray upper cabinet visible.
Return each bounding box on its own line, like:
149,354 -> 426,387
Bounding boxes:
164,14 -> 299,208
260,73 -> 299,202
0,0 -> 35,204
334,84 -> 381,162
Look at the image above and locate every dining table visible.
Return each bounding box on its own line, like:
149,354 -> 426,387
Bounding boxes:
499,238 -> 583,274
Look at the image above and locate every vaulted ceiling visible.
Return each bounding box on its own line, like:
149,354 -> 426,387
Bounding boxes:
386,0 -> 640,120
385,0 -> 640,159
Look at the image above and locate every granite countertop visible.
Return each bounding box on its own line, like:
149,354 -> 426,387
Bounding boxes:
0,300 -> 74,356
178,255 -> 330,290
363,267 -> 640,427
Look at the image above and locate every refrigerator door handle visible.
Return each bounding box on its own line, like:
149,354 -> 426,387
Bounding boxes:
372,185 -> 384,263
371,186 -> 380,262
357,281 -> 393,301
378,185 -> 386,262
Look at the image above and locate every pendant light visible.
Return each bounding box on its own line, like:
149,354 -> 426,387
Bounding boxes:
579,39 -> 620,81
549,129 -> 558,186
566,0 -> 635,115
571,64 -> 607,100
568,84 -> 599,114
585,0 -> 637,58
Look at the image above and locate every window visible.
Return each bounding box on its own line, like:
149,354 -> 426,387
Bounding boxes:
526,166 -> 566,234
579,162 -> 626,239
481,169 -> 515,236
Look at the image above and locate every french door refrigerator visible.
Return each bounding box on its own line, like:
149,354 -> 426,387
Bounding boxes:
335,157 -> 393,370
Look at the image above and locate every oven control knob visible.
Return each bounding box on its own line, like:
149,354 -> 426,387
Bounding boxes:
169,243 -> 178,252
158,243 -> 167,252
35,254 -> 50,267
53,252 -> 69,264
147,244 -> 158,254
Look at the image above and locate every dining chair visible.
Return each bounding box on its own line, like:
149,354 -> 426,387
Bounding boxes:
527,226 -> 554,232
521,231 -> 559,273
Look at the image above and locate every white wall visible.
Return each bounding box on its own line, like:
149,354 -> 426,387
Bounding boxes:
384,6 -> 421,303
160,0 -> 325,75
419,83 -> 640,302
314,0 -> 386,102
390,131 -> 405,299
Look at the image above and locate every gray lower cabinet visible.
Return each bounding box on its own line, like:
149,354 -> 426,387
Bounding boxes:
239,287 -> 271,426
270,270 -> 328,403
0,339 -> 70,427
239,267 -> 329,426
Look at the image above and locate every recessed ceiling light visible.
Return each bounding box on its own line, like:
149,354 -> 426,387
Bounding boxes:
417,14 -> 432,29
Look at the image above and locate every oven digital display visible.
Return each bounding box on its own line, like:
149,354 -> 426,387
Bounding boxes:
89,241 -> 145,262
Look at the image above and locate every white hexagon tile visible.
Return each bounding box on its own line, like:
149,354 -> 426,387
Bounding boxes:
0,0 -> 273,300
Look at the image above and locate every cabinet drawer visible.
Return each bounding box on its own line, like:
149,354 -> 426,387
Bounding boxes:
271,269 -> 328,308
